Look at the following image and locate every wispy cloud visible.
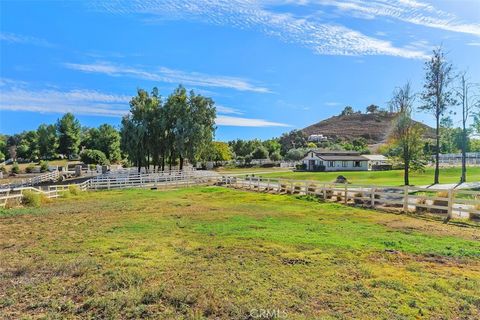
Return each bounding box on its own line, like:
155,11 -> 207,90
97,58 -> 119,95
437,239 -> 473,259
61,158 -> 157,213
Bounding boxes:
216,105 -> 243,115
0,81 -> 131,117
64,62 -> 271,93
0,32 -> 55,47
325,101 -> 342,106
311,0 -> 480,37
89,0 -> 427,59
0,79 -> 287,127
216,115 -> 290,127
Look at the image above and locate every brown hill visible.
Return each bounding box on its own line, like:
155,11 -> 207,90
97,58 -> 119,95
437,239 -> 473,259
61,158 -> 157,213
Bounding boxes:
302,112 -> 435,144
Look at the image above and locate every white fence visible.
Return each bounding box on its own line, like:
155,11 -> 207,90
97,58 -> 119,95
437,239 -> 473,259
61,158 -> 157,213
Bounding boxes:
219,176 -> 480,219
0,170 -> 219,207
2,170 -> 479,221
0,171 -> 60,190
436,152 -> 480,166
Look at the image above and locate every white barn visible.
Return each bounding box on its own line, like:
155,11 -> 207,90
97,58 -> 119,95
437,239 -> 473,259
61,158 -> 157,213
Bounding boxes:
301,150 -> 368,172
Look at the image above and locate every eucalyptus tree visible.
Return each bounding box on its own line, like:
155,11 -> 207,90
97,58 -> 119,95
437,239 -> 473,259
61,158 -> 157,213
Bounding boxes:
419,47 -> 456,184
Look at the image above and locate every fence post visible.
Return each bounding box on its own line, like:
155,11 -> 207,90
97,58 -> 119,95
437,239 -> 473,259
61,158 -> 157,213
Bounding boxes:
371,187 -> 375,208
266,178 -> 270,192
344,184 -> 348,204
447,189 -> 454,220
323,184 -> 326,200
305,181 -> 308,195
403,185 -> 409,212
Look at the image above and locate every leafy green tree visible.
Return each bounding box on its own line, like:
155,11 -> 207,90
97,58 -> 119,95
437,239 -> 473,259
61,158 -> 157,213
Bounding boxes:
17,131 -> 39,161
37,124 -> 58,160
279,130 -> 308,155
340,106 -> 354,116
0,135 -> 6,161
270,151 -> 282,161
366,104 -> 380,114
82,124 -> 121,162
262,139 -> 281,157
251,145 -> 269,159
285,148 -> 307,161
419,47 -> 456,184
57,113 -> 81,158
80,149 -> 109,165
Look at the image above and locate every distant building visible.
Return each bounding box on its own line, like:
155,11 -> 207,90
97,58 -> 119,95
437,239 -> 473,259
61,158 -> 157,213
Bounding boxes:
362,154 -> 391,171
301,150 -> 368,171
307,134 -> 328,142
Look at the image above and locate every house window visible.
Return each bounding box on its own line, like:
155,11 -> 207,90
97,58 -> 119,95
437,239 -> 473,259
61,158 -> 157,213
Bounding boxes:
328,161 -> 335,167
354,161 -> 362,167
317,161 -> 323,165
342,161 -> 348,167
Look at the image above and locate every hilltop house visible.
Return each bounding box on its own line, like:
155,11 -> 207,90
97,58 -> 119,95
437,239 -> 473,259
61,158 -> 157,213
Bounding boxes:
301,150 -> 368,172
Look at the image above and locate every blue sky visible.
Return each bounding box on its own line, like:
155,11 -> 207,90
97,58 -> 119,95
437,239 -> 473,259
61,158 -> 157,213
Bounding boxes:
1,0 -> 479,141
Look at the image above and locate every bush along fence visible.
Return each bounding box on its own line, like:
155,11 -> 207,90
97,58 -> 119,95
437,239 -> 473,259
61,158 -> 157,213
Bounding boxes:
218,176 -> 480,221
0,170 -> 219,208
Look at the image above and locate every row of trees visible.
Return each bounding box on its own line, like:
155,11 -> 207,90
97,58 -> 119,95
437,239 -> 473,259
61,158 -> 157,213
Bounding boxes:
0,114 -> 121,165
120,86 -> 216,171
388,47 -> 480,186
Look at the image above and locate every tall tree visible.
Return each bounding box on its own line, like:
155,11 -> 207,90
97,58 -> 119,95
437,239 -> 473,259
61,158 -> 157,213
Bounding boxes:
455,72 -> 479,183
57,113 -> 81,158
419,47 -> 456,184
37,124 -> 58,160
389,83 -> 425,186
279,130 -> 308,155
82,124 -> 122,162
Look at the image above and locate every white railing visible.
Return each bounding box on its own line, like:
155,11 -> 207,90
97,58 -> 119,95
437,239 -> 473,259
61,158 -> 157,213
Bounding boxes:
0,170 -> 219,207
219,176 -> 480,220
0,170 -> 60,189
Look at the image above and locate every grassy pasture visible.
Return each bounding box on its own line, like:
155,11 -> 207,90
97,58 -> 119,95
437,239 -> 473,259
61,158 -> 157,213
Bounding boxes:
218,167 -> 480,186
1,187 -> 479,319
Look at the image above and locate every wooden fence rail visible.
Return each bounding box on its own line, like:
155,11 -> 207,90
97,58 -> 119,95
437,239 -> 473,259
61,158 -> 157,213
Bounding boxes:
219,176 -> 480,220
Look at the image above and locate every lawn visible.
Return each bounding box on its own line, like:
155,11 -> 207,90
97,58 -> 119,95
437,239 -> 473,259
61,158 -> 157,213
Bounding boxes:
223,167 -> 480,186
1,187 -> 479,319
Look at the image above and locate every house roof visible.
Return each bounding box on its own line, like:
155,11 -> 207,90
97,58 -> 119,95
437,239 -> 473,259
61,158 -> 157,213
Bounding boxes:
318,155 -> 368,161
362,154 -> 389,161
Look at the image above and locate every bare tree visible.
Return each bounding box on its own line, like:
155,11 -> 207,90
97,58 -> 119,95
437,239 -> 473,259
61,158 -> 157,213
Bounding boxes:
456,72 -> 480,183
419,47 -> 456,185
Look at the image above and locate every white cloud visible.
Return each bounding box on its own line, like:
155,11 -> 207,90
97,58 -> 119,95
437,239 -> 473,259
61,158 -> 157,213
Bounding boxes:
216,115 -> 290,127
90,0 -> 427,59
467,42 -> 480,47
216,105 -> 244,115
0,32 -> 54,47
325,101 -> 341,106
64,62 -> 271,93
311,0 -> 480,37
0,80 -> 287,127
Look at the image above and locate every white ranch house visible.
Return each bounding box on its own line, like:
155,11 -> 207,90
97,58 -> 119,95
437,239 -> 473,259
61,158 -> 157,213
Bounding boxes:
302,150 -> 368,171
361,154 -> 391,170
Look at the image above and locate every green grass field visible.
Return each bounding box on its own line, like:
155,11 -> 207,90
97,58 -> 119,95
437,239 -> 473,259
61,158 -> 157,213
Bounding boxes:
1,187 -> 479,319
219,167 -> 480,186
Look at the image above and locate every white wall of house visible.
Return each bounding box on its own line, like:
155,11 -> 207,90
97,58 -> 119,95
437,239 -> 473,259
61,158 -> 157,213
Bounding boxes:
302,152 -> 368,171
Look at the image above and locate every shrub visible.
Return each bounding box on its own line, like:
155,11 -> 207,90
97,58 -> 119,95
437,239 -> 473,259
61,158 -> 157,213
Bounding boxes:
295,163 -> 307,171
81,149 -> 109,165
11,162 -> 20,174
25,164 -> 35,173
0,166 -> 6,174
22,190 -> 41,207
68,185 -> 81,196
40,161 -> 49,172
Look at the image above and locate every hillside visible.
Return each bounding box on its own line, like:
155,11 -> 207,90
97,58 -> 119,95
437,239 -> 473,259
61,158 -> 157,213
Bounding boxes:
302,112 -> 435,144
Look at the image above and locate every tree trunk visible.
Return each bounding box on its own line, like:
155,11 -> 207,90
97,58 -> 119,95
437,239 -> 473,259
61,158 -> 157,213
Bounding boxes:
461,126 -> 467,183
404,148 -> 409,186
179,156 -> 184,171
434,114 -> 440,184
